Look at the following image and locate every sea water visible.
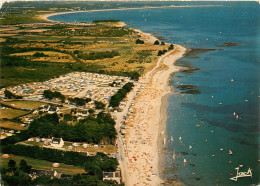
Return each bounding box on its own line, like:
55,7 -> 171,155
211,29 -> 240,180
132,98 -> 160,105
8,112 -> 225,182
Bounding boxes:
50,2 -> 260,185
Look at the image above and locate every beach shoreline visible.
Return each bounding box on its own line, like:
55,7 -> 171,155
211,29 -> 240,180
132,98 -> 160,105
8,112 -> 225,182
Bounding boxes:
120,45 -> 186,185
41,10 -> 187,185
39,4 -> 223,24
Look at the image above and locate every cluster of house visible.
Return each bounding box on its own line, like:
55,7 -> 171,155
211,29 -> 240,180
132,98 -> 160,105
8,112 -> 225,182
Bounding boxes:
0,129 -> 20,139
0,72 -> 130,97
32,105 -> 60,115
0,72 -> 132,108
29,169 -> 63,180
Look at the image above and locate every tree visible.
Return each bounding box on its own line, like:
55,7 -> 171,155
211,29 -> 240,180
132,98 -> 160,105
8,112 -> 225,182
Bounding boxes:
168,44 -> 174,50
94,101 -> 105,110
161,41 -> 165,45
136,39 -> 144,44
154,40 -> 160,45
8,160 -> 16,172
88,109 -> 95,115
33,52 -> 48,57
84,162 -> 102,179
19,160 -> 31,173
4,90 -> 22,99
74,50 -> 80,54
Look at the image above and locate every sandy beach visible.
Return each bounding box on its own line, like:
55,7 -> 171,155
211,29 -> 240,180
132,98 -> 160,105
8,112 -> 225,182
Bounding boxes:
120,45 -> 186,185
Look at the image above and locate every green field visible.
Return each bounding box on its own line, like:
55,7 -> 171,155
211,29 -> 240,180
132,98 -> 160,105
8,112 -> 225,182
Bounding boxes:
0,120 -> 26,130
1,100 -> 44,110
0,109 -> 29,119
0,154 -> 85,175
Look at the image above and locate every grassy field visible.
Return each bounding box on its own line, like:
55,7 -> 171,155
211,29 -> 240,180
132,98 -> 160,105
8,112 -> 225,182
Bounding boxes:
0,120 -> 26,130
22,141 -> 116,154
1,100 -> 44,110
0,154 -> 85,175
0,2 -> 166,87
11,51 -> 76,63
0,109 -> 29,119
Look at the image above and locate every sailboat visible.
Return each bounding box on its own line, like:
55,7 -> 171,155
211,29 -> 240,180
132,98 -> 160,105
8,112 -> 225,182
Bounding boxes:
228,149 -> 233,155
172,152 -> 175,160
172,149 -> 176,160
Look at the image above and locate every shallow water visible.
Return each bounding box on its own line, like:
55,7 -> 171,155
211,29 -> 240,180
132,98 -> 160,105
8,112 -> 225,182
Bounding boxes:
50,2 -> 260,185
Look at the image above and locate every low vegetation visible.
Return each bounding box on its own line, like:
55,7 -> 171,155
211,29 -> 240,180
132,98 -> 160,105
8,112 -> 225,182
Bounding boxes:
43,90 -> 65,102
77,51 -> 120,61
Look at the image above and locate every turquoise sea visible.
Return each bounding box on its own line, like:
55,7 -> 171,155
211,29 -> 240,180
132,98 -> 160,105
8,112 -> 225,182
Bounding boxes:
50,2 -> 260,185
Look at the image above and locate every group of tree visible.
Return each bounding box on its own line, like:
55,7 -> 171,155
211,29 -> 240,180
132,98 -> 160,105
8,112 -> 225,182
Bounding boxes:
29,113 -> 116,143
154,40 -> 160,45
157,49 -> 168,56
157,44 -> 175,56
6,159 -> 32,174
1,112 -> 117,145
77,51 -> 120,60
168,44 -> 174,50
68,97 -> 91,106
109,82 -> 134,108
94,101 -> 106,110
43,90 -> 65,102
1,159 -> 32,186
4,90 -> 23,99
136,38 -> 144,44
154,40 -> 166,45
32,52 -> 48,58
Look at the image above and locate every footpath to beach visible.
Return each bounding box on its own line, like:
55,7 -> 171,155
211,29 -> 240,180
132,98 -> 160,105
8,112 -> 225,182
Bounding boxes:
115,43 -> 186,185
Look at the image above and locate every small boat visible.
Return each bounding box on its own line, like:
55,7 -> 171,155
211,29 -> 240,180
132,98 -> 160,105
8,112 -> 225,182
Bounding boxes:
189,145 -> 192,150
170,136 -> 173,142
228,149 -> 233,155
161,131 -> 164,136
233,112 -> 236,116
230,78 -> 234,82
183,159 -> 187,163
230,167 -> 252,181
163,137 -> 166,145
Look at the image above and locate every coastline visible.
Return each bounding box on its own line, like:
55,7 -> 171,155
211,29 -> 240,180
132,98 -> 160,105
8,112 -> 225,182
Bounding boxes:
122,45 -> 186,185
38,5 -> 223,23
43,10 -> 187,185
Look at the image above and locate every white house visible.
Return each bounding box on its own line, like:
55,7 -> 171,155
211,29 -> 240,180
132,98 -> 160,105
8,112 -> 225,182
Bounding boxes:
103,171 -> 121,184
51,137 -> 64,148
48,106 -> 60,114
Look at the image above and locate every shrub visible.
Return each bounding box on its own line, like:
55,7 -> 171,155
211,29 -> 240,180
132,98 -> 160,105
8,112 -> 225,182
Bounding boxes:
136,39 -> 144,44
154,40 -> 160,45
